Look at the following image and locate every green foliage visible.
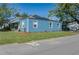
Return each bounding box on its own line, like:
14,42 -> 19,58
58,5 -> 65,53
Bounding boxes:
49,3 -> 79,31
49,3 -> 79,23
0,4 -> 14,24
15,12 -> 28,19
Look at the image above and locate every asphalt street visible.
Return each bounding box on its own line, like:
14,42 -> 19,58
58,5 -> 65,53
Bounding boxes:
0,34 -> 79,55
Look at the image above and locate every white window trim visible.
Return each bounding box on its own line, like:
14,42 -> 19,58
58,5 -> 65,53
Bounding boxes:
21,21 -> 25,28
49,21 -> 53,29
57,22 -> 60,28
33,20 -> 38,29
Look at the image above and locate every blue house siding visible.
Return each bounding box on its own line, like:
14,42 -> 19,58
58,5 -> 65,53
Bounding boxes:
51,21 -> 62,31
29,19 -> 49,32
19,15 -> 62,32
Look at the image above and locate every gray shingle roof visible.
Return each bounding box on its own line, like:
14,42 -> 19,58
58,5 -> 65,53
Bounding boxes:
29,15 -> 50,20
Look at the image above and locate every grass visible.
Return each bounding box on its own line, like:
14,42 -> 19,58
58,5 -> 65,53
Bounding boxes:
0,31 -> 78,45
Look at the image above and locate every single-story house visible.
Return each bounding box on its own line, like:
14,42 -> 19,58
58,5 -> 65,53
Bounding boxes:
18,15 -> 62,32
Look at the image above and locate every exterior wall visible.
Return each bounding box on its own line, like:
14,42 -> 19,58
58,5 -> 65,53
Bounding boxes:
19,18 -> 62,32
51,21 -> 62,31
28,19 -> 62,32
29,19 -> 49,32
19,19 -> 27,32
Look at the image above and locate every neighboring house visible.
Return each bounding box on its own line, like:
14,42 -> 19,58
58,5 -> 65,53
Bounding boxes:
0,17 -> 19,31
18,15 -> 62,32
67,21 -> 79,31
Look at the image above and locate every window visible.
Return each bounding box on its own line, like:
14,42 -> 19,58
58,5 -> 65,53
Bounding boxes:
57,23 -> 59,26
33,20 -> 38,28
57,22 -> 60,28
49,21 -> 53,28
21,21 -> 25,28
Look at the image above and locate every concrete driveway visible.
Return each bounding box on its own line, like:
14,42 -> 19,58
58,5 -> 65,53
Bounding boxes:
0,34 -> 79,55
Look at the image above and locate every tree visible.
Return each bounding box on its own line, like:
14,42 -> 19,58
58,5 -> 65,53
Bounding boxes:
49,3 -> 79,31
15,12 -> 28,19
15,12 -> 28,31
0,4 -> 14,30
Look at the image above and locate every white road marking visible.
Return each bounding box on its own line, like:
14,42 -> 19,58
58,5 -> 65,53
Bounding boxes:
26,42 -> 40,47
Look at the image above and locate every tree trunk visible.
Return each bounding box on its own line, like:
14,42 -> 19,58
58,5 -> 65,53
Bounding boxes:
68,11 -> 79,24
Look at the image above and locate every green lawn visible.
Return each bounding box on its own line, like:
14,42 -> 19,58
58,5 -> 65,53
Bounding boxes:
0,31 -> 77,45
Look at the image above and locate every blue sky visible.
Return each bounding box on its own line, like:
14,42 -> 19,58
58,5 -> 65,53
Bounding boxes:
9,3 -> 56,17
